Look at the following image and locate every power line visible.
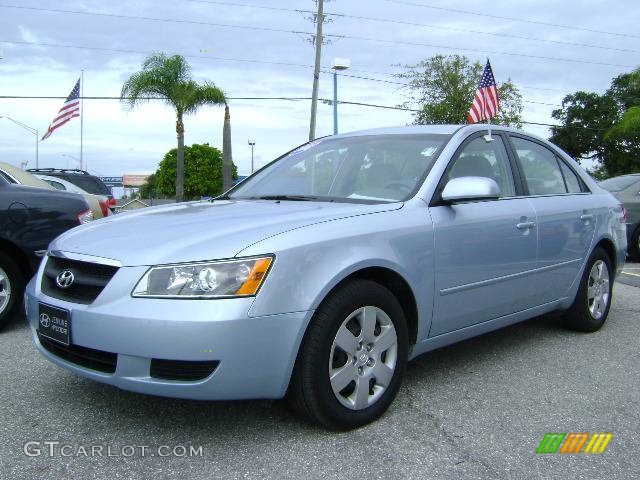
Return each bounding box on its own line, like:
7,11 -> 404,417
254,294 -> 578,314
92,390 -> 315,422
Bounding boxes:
0,38 -> 573,98
0,95 -> 313,101
0,4 -> 635,69
0,94 -> 560,108
0,39 -> 318,68
0,3 -> 311,35
326,13 -> 640,55
178,0 -> 640,54
381,0 -> 640,40
323,32 -> 636,69
0,94 -> 598,130
337,71 -> 571,98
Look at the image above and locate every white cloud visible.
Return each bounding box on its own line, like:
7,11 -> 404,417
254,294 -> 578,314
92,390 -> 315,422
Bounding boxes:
0,0 -> 637,178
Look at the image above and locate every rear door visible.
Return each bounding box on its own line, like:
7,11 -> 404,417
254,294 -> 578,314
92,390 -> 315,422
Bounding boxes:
428,133 -> 539,336
508,134 -> 597,304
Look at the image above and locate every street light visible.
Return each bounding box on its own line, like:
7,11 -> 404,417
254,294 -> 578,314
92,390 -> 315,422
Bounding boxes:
0,116 -> 39,168
248,139 -> 256,173
332,58 -> 350,135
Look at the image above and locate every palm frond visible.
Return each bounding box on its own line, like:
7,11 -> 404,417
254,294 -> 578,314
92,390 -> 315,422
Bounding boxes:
120,52 -> 193,112
182,82 -> 227,115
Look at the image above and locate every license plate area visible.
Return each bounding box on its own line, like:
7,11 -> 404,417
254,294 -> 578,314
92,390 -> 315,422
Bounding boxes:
38,303 -> 71,346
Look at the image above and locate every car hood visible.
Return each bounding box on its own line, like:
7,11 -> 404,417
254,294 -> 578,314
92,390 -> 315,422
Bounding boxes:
50,199 -> 402,266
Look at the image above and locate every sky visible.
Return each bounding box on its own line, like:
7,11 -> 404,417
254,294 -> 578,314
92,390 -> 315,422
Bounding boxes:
0,0 -> 638,179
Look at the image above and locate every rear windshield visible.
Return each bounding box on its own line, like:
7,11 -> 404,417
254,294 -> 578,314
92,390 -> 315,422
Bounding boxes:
599,176 -> 640,192
65,175 -> 112,196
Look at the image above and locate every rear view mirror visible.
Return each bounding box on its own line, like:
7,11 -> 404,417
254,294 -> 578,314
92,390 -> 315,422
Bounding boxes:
441,176 -> 501,203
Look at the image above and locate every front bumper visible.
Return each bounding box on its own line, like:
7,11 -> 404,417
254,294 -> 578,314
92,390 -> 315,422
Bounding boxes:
25,268 -> 312,400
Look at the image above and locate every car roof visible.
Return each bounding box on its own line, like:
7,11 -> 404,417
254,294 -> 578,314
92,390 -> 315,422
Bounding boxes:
335,124 -> 544,140
0,161 -> 54,189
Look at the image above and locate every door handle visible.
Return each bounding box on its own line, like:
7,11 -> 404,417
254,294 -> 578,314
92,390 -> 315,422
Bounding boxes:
516,221 -> 535,230
580,214 -> 594,222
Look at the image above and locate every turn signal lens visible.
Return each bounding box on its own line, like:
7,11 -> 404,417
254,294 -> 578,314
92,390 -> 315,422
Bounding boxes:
236,258 -> 273,295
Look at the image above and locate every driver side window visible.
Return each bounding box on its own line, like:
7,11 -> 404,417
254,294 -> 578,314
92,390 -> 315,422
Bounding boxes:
447,136 -> 516,198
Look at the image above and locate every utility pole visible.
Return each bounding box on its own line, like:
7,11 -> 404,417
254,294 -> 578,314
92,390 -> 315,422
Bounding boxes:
222,104 -> 233,192
308,0 -> 324,141
248,139 -> 256,173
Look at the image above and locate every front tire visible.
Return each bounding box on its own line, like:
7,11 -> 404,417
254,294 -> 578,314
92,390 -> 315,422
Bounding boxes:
0,251 -> 24,330
563,247 -> 613,332
288,279 -> 408,429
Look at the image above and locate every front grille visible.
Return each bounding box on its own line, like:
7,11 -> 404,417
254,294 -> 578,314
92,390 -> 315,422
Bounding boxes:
41,256 -> 118,304
38,333 -> 117,373
150,359 -> 219,381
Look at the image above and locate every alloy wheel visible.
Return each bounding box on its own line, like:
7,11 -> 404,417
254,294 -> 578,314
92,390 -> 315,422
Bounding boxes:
328,306 -> 398,410
587,260 -> 610,320
0,267 -> 11,315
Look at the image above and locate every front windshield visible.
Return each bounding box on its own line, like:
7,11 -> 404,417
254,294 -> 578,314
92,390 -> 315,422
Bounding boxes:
227,134 -> 450,203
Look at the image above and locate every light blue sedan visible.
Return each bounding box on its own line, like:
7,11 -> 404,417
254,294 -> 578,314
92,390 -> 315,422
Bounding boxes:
25,124 -> 627,429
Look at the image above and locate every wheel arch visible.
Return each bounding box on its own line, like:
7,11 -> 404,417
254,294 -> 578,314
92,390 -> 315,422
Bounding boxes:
558,234 -> 621,311
0,237 -> 33,281
311,265 -> 419,346
593,236 -> 618,272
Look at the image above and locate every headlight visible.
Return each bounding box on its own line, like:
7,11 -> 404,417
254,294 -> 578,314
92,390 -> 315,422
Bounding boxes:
132,256 -> 273,298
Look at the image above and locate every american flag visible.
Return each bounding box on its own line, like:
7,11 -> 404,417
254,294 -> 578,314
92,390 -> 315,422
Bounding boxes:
467,60 -> 499,124
41,78 -> 81,140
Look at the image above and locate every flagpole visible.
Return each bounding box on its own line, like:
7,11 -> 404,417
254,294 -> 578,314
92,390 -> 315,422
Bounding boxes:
485,116 -> 493,142
80,69 -> 84,171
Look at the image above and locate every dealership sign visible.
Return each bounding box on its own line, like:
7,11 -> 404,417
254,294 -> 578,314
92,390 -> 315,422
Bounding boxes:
122,174 -> 151,187
99,176 -> 124,187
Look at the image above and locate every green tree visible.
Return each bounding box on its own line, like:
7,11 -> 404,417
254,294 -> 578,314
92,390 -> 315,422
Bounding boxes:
607,106 -> 640,143
155,143 -> 237,199
396,54 -> 524,127
139,173 -> 156,199
550,68 -> 640,178
121,53 -> 227,202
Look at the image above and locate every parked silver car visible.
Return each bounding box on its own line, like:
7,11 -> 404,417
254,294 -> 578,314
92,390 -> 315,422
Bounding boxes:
25,124 -> 627,429
599,174 -> 640,260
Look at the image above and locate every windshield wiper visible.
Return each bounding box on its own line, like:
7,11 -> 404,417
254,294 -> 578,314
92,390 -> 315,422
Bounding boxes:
246,195 -> 320,201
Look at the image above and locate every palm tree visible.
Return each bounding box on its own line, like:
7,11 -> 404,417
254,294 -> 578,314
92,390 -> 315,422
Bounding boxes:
121,53 -> 227,201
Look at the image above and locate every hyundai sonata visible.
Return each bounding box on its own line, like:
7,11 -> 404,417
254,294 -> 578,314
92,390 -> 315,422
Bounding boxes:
25,124 -> 627,429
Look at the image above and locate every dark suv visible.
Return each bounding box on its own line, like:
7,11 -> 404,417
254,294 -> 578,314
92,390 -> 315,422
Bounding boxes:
27,168 -> 115,207
0,174 -> 92,328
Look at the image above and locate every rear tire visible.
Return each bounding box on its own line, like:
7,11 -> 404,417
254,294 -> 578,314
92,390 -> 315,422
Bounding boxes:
629,227 -> 640,262
288,279 -> 408,430
0,251 -> 24,331
562,247 -> 613,332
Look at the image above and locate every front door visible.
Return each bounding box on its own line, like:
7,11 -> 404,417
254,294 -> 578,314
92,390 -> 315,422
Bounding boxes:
429,134 -> 539,336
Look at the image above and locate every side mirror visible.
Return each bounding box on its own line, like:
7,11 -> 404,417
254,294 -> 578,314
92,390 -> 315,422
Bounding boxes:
441,176 -> 501,203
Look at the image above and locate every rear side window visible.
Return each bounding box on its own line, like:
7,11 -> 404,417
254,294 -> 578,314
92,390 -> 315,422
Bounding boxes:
47,180 -> 66,190
558,161 -> 584,193
65,175 -> 111,196
0,170 -> 16,184
511,137 -> 566,195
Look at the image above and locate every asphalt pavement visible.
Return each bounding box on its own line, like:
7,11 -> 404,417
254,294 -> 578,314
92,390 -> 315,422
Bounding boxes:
618,260 -> 640,288
1,269 -> 638,480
